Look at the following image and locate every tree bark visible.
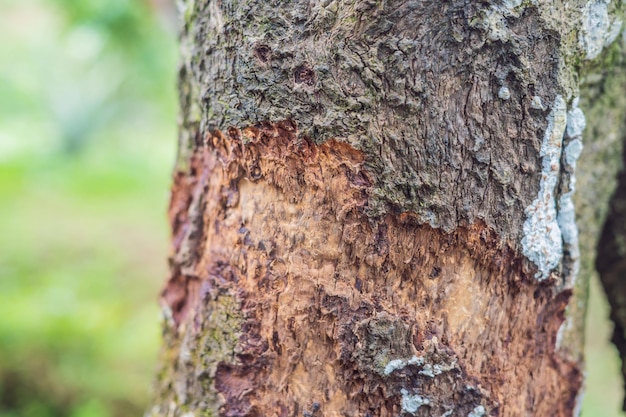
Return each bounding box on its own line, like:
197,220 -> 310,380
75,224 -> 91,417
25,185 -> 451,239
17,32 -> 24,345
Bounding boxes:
149,1 -> 626,416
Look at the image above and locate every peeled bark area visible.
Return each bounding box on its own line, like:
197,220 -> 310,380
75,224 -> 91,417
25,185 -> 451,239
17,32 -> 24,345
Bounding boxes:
153,124 -> 580,417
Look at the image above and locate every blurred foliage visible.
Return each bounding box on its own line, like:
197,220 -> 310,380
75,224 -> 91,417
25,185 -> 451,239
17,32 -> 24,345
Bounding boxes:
0,0 -> 177,416
0,0 -> 624,417
583,276 -> 626,417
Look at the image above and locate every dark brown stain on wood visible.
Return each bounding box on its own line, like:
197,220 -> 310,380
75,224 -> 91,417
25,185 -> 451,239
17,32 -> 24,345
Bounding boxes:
156,121 -> 582,417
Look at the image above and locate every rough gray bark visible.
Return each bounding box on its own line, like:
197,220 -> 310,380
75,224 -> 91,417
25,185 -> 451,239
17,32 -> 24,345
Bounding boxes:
149,0 -> 626,416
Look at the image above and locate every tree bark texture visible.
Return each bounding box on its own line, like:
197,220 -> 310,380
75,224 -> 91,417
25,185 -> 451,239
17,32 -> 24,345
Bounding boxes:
149,1 -> 626,416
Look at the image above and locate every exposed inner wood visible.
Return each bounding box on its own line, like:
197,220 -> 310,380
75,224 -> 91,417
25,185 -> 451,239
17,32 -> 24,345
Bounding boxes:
155,122 -> 581,417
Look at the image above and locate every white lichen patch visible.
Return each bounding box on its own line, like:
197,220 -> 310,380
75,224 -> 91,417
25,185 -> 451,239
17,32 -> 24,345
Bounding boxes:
558,138 -> 583,254
530,95 -> 544,110
579,0 -> 621,60
559,99 -> 585,282
557,141 -> 583,286
566,100 -> 587,139
521,95 -> 567,280
564,138 -> 584,165
498,86 -> 511,100
384,358 -> 408,375
419,364 -> 436,378
556,102 -> 585,349
385,338 -> 458,377
468,405 -> 486,417
558,192 -> 579,250
384,355 -> 424,375
401,389 -> 430,414
485,11 -> 509,42
419,360 -> 457,378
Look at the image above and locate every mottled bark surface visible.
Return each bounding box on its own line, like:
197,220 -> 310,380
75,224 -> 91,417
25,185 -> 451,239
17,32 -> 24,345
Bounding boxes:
150,0 -> 626,416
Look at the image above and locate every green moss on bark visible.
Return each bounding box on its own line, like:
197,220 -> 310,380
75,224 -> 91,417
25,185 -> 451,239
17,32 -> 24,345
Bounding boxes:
149,294 -> 243,417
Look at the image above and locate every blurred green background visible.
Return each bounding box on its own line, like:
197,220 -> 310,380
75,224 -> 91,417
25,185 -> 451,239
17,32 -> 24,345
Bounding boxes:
0,0 -> 623,416
0,0 -> 176,416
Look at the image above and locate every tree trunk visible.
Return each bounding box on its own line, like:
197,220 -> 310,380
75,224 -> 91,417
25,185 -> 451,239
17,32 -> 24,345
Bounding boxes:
149,1 -> 626,416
